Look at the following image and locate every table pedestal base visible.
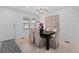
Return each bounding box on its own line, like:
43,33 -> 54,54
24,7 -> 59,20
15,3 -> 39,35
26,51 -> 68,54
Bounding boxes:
46,37 -> 49,50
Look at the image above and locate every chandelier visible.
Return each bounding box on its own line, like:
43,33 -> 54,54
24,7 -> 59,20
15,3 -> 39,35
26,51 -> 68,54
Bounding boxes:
37,7 -> 48,17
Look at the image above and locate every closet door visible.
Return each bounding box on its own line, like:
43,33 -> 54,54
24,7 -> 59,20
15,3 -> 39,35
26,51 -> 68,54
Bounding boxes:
23,16 -> 36,38
30,17 -> 36,29
22,16 -> 30,39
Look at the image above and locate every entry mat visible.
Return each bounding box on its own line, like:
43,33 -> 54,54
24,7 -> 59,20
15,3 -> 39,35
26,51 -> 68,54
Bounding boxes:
0,39 -> 22,53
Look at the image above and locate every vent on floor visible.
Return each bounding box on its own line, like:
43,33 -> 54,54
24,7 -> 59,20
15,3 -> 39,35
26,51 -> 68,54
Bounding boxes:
64,41 -> 70,43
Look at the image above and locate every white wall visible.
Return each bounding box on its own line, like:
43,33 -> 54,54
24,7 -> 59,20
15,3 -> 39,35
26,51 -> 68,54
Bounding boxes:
12,8 -> 39,39
49,7 -> 79,43
0,7 -> 15,41
1,6 -> 79,43
0,7 -> 38,41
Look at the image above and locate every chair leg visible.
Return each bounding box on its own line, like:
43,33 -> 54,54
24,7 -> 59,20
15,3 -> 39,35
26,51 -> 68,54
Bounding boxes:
33,37 -> 35,44
53,39 -> 59,49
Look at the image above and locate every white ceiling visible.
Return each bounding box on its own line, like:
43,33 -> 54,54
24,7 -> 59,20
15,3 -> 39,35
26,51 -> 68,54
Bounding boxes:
8,6 -> 65,15
1,6 -> 79,17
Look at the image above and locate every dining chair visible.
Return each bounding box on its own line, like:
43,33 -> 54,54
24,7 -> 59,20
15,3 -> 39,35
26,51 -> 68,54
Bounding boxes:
45,15 -> 59,49
29,28 -> 46,48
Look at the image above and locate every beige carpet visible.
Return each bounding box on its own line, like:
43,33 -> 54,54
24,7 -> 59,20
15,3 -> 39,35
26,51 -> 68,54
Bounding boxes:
15,37 -> 79,53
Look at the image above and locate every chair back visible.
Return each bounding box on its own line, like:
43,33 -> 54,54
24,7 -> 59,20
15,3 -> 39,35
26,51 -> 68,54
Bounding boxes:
45,15 -> 59,30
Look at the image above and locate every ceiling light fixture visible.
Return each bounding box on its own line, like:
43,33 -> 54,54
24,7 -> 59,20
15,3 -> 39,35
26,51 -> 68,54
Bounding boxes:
37,7 -> 48,17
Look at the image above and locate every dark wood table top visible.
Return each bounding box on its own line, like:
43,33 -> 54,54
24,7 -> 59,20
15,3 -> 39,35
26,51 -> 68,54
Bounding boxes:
42,31 -> 55,36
